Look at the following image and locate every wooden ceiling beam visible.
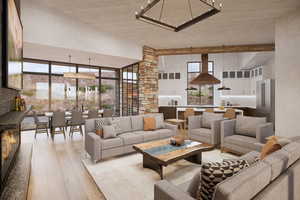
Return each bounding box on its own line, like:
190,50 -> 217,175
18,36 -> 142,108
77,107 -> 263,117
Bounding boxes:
155,44 -> 275,56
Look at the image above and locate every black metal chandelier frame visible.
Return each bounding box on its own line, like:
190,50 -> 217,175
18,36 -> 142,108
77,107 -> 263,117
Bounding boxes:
135,0 -> 222,32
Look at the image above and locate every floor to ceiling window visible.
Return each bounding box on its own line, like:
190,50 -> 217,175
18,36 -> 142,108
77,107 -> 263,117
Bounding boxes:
122,63 -> 139,116
21,59 -> 121,115
187,61 -> 214,105
21,60 -> 50,114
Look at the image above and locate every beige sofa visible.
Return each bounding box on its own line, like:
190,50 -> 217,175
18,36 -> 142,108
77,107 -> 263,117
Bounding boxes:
85,113 -> 177,162
154,138 -> 300,200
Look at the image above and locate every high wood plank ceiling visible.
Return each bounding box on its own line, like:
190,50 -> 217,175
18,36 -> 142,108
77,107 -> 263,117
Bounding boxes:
32,0 -> 300,48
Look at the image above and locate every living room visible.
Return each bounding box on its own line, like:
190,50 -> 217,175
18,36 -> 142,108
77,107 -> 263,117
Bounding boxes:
0,0 -> 300,199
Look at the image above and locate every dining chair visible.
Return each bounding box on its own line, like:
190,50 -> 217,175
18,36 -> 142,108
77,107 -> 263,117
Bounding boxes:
88,109 -> 99,119
223,108 -> 236,119
33,111 -> 49,139
184,108 -> 195,129
205,108 -> 214,113
51,111 -> 67,140
103,109 -> 113,118
68,111 -> 84,138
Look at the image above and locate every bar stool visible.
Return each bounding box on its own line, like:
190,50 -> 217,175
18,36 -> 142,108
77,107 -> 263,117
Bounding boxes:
183,108 -> 195,130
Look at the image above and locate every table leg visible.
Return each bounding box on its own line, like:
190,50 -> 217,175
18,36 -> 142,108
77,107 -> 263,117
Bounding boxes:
185,153 -> 202,164
143,155 -> 164,179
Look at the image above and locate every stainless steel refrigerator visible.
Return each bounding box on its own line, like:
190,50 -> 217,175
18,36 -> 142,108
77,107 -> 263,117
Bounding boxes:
256,79 -> 275,126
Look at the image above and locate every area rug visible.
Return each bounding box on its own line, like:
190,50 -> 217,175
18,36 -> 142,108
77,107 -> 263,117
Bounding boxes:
82,150 -> 236,200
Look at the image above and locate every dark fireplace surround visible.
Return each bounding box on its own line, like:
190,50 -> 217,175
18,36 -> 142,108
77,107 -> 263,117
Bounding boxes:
0,88 -> 22,193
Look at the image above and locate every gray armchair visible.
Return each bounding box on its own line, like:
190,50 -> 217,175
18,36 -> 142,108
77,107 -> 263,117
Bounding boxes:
188,113 -> 223,146
221,116 -> 274,155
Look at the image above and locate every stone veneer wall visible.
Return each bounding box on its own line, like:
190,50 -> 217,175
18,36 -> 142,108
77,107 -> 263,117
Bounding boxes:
0,88 -> 18,116
139,46 -> 159,114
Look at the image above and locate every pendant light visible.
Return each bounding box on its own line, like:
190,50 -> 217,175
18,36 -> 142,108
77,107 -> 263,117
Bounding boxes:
190,54 -> 221,85
217,52 -> 231,91
64,55 -> 96,80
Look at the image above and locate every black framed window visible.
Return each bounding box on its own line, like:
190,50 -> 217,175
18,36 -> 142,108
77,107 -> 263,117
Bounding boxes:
21,58 -> 120,115
122,63 -> 139,116
187,61 -> 214,105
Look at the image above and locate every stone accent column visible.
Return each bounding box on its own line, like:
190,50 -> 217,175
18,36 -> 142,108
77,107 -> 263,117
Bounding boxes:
139,46 -> 158,114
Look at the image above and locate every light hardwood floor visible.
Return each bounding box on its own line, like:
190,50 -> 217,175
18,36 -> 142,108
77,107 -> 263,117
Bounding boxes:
22,131 -> 105,200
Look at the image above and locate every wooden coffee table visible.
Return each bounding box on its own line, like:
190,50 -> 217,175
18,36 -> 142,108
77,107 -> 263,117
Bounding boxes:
133,139 -> 214,179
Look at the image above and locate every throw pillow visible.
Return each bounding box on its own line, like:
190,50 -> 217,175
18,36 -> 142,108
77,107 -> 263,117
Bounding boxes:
260,137 -> 282,160
202,112 -> 223,129
197,160 -> 249,200
95,118 -> 109,138
144,117 -> 156,131
235,115 -> 266,138
110,118 -> 123,135
102,125 -> 117,139
155,115 -> 165,129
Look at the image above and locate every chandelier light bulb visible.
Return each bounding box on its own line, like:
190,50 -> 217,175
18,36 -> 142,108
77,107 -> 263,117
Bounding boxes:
141,6 -> 144,10
147,0 -> 151,4
135,11 -> 138,15
219,3 -> 223,8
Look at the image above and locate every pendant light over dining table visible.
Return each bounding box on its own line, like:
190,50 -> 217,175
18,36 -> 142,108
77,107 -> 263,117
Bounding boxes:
64,55 -> 96,80
190,54 -> 221,85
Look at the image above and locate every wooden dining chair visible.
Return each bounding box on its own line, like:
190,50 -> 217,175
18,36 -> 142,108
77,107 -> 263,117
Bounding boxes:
51,111 -> 67,140
69,111 -> 84,138
205,108 -> 214,113
223,108 -> 236,119
88,109 -> 99,119
184,108 -> 195,129
33,111 -> 49,139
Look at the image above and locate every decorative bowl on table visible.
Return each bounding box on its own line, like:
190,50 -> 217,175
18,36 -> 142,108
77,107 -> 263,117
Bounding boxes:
170,135 -> 185,146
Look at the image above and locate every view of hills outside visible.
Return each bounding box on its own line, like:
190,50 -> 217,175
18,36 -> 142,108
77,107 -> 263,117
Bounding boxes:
21,62 -> 119,114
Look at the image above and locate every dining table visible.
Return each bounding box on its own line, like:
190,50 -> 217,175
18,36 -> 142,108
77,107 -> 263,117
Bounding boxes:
44,110 -> 104,135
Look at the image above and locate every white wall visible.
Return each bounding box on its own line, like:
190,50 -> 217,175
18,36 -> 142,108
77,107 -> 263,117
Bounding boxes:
21,0 -> 143,66
158,52 -> 274,107
275,8 -> 300,137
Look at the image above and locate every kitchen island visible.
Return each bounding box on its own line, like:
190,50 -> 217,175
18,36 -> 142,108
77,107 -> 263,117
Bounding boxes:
159,105 -> 257,120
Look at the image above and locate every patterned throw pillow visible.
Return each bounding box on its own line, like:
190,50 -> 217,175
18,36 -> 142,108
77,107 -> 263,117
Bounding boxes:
95,118 -> 109,138
197,159 -> 249,200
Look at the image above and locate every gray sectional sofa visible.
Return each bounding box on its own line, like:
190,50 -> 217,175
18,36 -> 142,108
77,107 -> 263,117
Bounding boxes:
154,138 -> 300,200
85,113 -> 177,162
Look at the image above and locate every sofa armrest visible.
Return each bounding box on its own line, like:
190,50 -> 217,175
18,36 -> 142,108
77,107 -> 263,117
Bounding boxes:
164,123 -> 178,135
154,180 -> 196,200
256,123 -> 274,143
211,119 -> 223,145
221,120 -> 236,146
85,132 -> 101,162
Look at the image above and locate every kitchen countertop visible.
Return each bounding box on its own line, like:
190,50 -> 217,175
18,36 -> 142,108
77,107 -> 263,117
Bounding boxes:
159,105 -> 256,109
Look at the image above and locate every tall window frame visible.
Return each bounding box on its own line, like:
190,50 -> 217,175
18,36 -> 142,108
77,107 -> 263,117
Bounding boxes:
187,61 -> 214,105
21,58 -> 120,115
121,63 -> 139,116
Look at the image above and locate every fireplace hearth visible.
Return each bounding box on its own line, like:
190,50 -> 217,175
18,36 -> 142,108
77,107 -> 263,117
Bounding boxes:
0,126 -> 21,193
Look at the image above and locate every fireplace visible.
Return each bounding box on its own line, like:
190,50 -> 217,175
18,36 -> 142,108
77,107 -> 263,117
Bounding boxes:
0,126 -> 21,193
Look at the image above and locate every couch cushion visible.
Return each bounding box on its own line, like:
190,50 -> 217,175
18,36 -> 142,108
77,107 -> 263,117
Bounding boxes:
224,135 -> 257,149
109,117 -> 132,135
155,115 -> 165,129
131,115 -> 144,131
214,161 -> 272,200
140,131 -> 161,142
235,115 -> 266,137
197,160 -> 249,200
262,150 -> 289,181
190,128 -> 212,138
152,129 -> 173,139
101,137 -> 123,150
102,125 -> 117,139
202,112 -> 223,129
118,132 -> 144,145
